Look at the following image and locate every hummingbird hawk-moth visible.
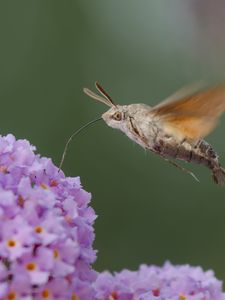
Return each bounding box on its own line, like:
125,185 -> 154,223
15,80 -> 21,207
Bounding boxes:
81,82 -> 225,185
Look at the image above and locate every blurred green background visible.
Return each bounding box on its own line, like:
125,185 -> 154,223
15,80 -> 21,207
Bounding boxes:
1,0 -> 225,282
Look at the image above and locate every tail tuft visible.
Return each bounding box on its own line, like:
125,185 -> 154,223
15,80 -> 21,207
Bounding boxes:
212,167 -> 225,186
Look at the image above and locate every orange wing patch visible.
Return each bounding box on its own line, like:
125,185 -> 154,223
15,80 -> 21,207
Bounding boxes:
161,115 -> 217,142
152,85 -> 225,142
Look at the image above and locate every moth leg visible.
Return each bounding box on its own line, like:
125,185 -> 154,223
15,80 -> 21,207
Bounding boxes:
193,139 -> 202,148
160,155 -> 200,183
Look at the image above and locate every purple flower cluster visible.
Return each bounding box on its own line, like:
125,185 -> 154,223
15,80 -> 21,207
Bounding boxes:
0,134 -> 97,299
0,134 -> 224,300
94,263 -> 225,300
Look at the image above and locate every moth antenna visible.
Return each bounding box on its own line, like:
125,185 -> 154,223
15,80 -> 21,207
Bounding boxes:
58,117 -> 102,171
95,82 -> 117,108
83,88 -> 112,107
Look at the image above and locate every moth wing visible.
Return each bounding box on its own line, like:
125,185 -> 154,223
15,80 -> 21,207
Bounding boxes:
151,85 -> 225,142
154,81 -> 205,109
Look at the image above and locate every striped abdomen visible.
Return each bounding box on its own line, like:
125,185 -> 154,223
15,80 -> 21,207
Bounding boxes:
152,138 -> 225,185
153,139 -> 219,169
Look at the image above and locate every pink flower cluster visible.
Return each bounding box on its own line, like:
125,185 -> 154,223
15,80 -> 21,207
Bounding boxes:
94,263 -> 225,300
0,135 -> 97,299
0,134 -> 224,300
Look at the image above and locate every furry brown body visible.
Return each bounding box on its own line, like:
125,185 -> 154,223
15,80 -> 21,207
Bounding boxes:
151,136 -> 222,184
153,138 -> 217,170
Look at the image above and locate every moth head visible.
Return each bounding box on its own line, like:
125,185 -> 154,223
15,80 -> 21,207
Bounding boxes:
83,82 -> 126,129
102,106 -> 126,129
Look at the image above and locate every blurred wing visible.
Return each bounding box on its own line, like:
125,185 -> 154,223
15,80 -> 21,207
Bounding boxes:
155,81 -> 205,108
151,85 -> 225,142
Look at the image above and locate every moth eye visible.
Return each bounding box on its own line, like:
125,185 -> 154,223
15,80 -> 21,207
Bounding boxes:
112,112 -> 122,121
